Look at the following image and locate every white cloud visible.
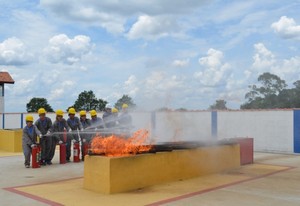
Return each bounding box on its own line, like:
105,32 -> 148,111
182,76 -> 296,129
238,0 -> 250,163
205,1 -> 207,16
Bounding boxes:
40,0 -> 208,38
172,59 -> 189,67
252,43 -> 275,69
271,16 -> 300,40
44,34 -> 92,65
125,75 -> 136,86
0,37 -> 33,65
194,48 -> 231,86
48,88 -> 64,101
127,15 -> 180,40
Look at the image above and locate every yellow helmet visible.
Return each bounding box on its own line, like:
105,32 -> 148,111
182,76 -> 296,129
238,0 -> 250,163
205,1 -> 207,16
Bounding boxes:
68,107 -> 76,115
90,110 -> 97,117
38,108 -> 46,115
25,115 -> 34,122
79,110 -> 87,116
56,109 -> 64,116
112,108 -> 119,113
122,103 -> 128,109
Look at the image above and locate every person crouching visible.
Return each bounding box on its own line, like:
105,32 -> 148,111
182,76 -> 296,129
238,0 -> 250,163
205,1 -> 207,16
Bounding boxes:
22,115 -> 42,168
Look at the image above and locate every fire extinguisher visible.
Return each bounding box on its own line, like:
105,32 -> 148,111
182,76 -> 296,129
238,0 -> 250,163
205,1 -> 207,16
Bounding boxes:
82,140 -> 89,160
73,141 -> 80,162
60,143 -> 66,164
32,136 -> 41,168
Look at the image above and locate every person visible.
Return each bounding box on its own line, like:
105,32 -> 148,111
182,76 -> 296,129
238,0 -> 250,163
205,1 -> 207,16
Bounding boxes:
22,115 -> 42,168
34,108 -> 52,165
66,108 -> 83,162
109,107 -> 119,133
118,104 -> 133,137
89,109 -> 104,131
48,109 -> 70,162
102,104 -> 113,128
79,110 -> 91,161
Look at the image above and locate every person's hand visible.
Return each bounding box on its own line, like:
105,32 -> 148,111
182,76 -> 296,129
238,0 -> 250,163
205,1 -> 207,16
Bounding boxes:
68,129 -> 72,132
80,128 -> 84,131
31,144 -> 36,148
58,141 -> 63,144
39,134 -> 42,139
82,139 -> 86,143
46,131 -> 51,135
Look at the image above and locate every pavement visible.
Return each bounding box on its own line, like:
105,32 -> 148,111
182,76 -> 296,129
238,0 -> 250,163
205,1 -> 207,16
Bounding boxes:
1,150 -> 300,206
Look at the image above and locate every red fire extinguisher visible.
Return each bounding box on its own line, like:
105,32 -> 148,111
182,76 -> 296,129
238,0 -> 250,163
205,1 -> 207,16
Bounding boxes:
73,141 -> 80,162
32,135 -> 41,169
82,140 -> 89,160
60,143 -> 66,164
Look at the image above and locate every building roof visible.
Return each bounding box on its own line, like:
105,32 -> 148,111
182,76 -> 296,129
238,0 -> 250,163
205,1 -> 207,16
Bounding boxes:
0,72 -> 15,84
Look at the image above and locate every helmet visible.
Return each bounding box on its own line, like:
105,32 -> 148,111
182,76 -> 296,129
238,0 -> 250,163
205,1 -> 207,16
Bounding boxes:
38,108 -> 46,115
122,103 -> 128,109
79,110 -> 87,116
56,109 -> 64,116
90,110 -> 97,117
112,108 -> 118,113
25,115 -> 33,122
68,108 -> 76,115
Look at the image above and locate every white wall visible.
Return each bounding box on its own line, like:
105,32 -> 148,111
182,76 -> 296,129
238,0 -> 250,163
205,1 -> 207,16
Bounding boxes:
217,110 -> 294,153
0,110 -> 296,153
155,111 -> 211,143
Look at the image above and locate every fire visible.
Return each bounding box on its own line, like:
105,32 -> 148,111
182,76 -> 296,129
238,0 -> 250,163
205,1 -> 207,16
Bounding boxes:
90,129 -> 153,157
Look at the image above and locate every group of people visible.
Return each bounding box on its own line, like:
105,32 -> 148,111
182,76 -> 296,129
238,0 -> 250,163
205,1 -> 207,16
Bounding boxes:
22,104 -> 132,168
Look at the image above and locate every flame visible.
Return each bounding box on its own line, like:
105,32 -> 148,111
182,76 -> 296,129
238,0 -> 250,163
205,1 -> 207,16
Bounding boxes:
90,129 -> 153,157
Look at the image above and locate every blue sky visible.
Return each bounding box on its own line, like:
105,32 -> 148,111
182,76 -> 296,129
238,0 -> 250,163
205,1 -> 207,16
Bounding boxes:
1,0 -> 300,112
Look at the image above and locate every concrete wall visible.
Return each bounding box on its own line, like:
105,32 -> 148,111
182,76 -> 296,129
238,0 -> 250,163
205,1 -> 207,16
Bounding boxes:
0,109 -> 299,154
217,110 -> 294,153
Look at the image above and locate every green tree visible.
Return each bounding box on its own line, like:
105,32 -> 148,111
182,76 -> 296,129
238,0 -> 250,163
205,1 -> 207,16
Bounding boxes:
26,97 -> 54,112
72,90 -> 107,111
114,95 -> 136,110
241,72 -> 287,109
209,99 -> 228,110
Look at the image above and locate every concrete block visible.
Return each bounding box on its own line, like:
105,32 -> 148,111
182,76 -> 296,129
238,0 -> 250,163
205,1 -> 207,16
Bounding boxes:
0,129 -> 23,152
83,144 -> 241,194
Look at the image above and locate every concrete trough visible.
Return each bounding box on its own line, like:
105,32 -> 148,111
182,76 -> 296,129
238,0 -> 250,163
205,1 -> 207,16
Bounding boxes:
83,143 -> 241,194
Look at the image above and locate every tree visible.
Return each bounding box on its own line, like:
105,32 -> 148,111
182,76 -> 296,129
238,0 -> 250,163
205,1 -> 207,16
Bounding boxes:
209,99 -> 227,110
72,90 -> 107,111
114,95 -> 136,110
26,97 -> 54,112
241,72 -> 287,109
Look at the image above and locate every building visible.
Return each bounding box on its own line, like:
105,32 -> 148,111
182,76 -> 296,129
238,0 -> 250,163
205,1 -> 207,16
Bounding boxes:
0,72 -> 15,113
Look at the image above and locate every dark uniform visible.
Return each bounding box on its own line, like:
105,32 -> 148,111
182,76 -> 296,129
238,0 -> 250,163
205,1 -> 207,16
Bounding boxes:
80,113 -> 91,160
22,120 -> 41,167
49,117 -> 70,162
35,116 -> 52,165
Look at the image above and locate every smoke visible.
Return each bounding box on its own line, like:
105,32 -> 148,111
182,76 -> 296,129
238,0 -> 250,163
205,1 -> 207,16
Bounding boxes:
131,111 -> 213,143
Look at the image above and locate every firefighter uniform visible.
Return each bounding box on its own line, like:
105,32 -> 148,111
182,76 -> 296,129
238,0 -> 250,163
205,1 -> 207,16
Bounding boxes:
22,115 -> 42,168
67,108 -> 83,161
79,110 -> 91,161
49,110 -> 70,162
89,110 -> 104,131
35,108 -> 52,165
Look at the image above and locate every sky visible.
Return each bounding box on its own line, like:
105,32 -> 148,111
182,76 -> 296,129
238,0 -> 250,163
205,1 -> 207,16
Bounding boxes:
1,0 -> 300,112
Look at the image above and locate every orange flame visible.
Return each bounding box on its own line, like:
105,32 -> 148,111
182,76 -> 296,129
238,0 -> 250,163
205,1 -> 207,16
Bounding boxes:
90,129 -> 153,157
